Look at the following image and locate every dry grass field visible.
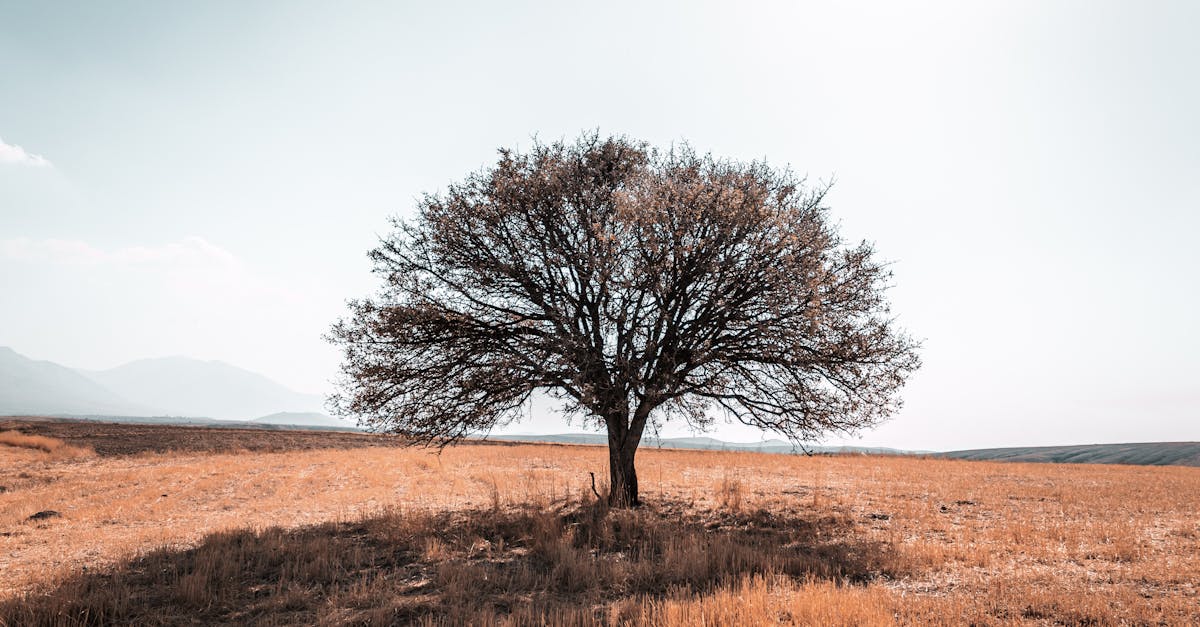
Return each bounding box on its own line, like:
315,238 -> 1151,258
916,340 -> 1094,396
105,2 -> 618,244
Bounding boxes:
1,418 -> 1198,626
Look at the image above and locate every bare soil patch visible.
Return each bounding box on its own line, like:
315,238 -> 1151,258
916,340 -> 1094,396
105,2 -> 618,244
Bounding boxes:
0,417 -> 407,457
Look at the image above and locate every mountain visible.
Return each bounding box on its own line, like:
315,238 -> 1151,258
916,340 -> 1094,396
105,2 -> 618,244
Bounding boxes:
0,347 -> 154,416
487,433 -> 919,456
491,433 -> 608,446
254,411 -> 358,430
0,347 -> 326,420
941,442 -> 1200,467
82,357 -> 324,420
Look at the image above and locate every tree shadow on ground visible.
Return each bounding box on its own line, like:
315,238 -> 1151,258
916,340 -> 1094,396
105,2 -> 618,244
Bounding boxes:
1,499 -> 908,626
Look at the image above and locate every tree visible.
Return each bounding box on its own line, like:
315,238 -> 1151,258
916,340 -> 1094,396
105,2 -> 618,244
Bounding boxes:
329,134 -> 920,507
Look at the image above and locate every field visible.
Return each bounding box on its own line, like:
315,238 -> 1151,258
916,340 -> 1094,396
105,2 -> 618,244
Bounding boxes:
2,419 -> 1198,625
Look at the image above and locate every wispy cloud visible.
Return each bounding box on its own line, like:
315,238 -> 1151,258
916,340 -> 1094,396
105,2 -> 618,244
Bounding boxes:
0,236 -> 238,268
0,136 -> 52,167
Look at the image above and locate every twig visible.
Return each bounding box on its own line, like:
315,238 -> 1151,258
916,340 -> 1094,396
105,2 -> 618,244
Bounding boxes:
589,472 -> 602,500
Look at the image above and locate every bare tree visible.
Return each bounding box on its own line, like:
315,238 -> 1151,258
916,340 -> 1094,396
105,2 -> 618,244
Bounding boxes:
329,134 -> 920,507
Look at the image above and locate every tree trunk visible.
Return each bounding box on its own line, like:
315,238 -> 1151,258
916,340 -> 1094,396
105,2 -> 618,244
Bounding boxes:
607,431 -> 640,507
599,395 -> 654,508
604,400 -> 652,508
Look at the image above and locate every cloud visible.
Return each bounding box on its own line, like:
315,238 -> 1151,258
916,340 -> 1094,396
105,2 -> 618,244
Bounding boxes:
0,136 -> 52,167
0,236 -> 238,268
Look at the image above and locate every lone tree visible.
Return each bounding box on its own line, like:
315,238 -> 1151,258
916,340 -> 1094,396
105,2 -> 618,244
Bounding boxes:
329,134 -> 920,507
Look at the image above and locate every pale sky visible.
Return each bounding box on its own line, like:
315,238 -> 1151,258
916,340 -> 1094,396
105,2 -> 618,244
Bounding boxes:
2,1 -> 1197,451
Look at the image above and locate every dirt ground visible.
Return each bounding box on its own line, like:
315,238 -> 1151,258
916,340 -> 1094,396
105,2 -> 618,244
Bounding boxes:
0,416 -> 414,456
2,418 -> 1198,625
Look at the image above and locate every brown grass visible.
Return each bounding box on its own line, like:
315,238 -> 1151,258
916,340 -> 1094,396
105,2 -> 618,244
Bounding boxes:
0,430 -> 93,460
1,503 -> 903,625
1,421 -> 1198,625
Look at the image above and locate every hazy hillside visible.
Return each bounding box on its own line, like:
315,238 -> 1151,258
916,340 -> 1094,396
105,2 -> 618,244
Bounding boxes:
254,411 -> 358,430
488,433 -> 918,455
942,442 -> 1200,467
0,347 -> 153,416
83,357 -> 324,420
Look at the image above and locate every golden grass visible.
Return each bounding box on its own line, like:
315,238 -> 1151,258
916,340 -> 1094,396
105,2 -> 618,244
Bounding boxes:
0,430 -> 93,460
1,427 -> 1198,625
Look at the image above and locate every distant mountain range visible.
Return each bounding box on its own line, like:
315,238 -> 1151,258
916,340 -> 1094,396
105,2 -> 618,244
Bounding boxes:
0,347 -> 153,416
940,442 -> 1200,467
0,346 -> 349,427
487,433 -> 922,456
4,346 -> 1195,467
489,434 -> 1200,467
80,356 -> 323,420
254,411 -> 356,429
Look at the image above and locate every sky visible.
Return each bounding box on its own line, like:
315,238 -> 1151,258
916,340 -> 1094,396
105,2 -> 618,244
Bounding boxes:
1,1 -> 1197,451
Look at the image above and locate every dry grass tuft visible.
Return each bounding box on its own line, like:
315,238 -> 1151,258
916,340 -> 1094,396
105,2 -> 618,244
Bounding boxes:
0,430 -> 93,460
0,503 -> 901,625
715,474 -> 743,513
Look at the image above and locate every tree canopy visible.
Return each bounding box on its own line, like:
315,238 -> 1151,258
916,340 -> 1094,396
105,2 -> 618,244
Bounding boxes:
330,134 -> 920,506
